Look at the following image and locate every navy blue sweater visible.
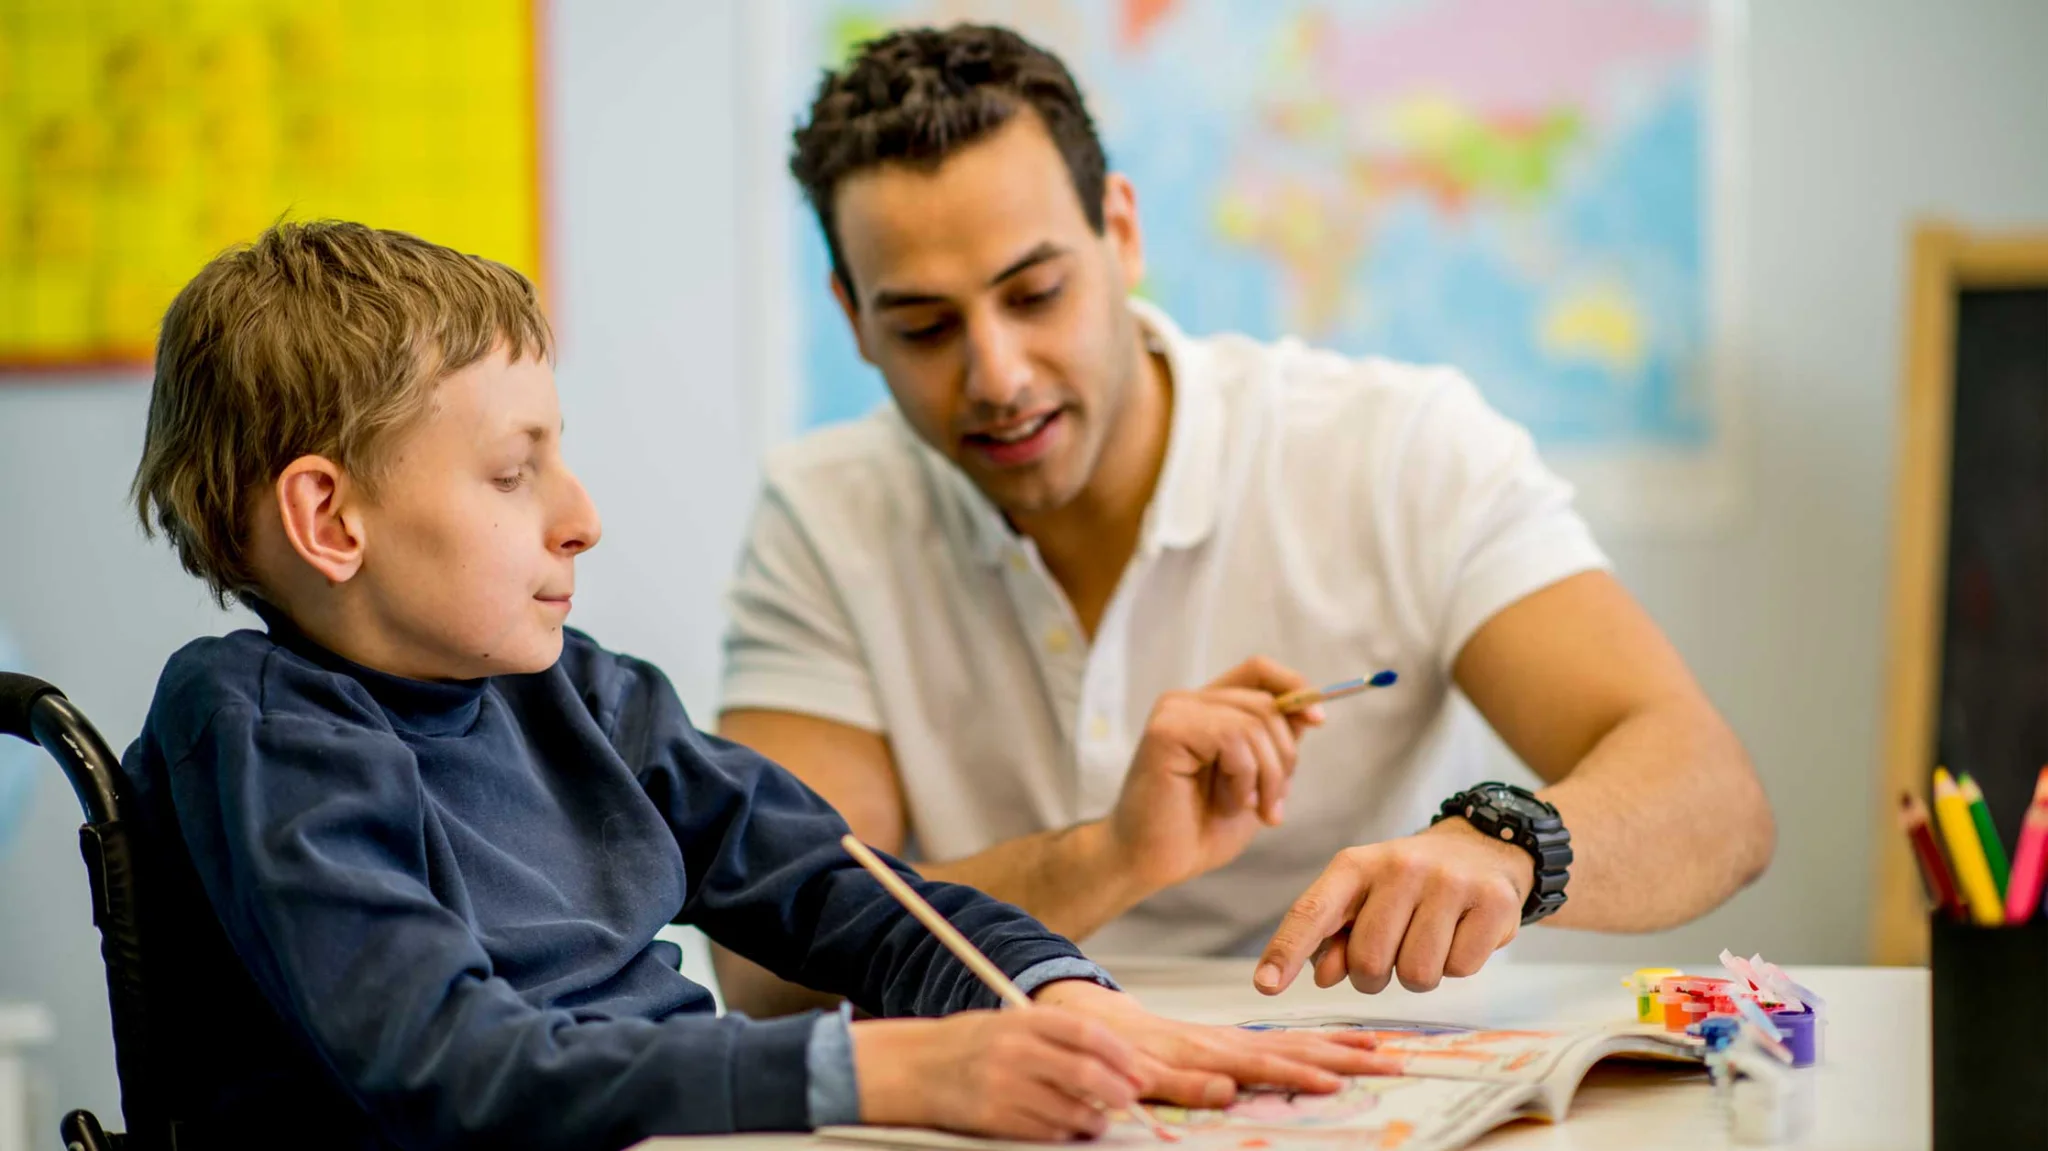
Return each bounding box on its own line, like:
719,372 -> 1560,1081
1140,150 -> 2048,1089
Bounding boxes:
120,612 -> 1091,1149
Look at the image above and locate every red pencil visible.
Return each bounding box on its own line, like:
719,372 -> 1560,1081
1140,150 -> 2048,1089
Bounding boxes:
2002,768 -> 2048,924
1900,791 -> 1964,920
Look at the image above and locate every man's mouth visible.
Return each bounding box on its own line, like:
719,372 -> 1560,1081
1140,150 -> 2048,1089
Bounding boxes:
962,409 -> 1064,467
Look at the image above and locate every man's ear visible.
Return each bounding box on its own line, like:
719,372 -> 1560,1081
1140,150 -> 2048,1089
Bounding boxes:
1102,173 -> 1146,292
830,272 -> 877,366
273,455 -> 366,585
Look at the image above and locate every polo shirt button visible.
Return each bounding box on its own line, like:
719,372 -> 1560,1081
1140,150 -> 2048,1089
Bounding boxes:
1008,551 -> 1028,573
1087,714 -> 1109,741
1044,626 -> 1072,655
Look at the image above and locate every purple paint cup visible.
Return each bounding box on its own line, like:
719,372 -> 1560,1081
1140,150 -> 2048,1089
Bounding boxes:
1770,1005 -> 1818,1067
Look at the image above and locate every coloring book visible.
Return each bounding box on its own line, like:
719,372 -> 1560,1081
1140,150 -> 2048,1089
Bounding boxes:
818,1016 -> 1703,1151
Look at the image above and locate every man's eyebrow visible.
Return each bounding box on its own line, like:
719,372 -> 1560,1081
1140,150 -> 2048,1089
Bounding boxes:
869,241 -> 1071,312
986,241 -> 1068,287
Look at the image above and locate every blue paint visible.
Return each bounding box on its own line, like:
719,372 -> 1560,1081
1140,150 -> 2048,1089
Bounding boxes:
1369,669 -> 1398,688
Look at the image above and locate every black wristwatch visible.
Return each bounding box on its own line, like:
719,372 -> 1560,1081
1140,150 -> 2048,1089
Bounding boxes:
1432,782 -> 1572,925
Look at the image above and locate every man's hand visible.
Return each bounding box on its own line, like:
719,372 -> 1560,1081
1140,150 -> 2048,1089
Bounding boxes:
1030,980 -> 1401,1106
1254,817 -> 1536,996
1109,657 -> 1325,891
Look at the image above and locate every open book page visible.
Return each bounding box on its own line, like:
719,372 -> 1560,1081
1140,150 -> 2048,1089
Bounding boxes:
818,1075 -> 1533,1151
1242,1016 -> 1703,1121
817,1021 -> 1701,1151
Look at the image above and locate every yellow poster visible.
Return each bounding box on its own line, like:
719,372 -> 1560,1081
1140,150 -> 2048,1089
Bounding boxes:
0,0 -> 543,368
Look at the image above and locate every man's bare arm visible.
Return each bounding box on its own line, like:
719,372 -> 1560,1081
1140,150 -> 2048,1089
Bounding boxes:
709,710 -> 1153,1018
718,709 -> 1156,935
1256,570 -> 1774,996
714,658 -> 1323,1015
1453,569 -> 1775,931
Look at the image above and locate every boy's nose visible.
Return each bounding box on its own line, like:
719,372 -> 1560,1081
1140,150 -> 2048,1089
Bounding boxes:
552,475 -> 603,555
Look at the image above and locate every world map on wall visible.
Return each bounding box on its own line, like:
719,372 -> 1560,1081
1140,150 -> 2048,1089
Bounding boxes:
786,0 -> 1712,457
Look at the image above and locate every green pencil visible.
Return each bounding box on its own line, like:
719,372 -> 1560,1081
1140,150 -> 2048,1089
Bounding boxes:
1958,773 -> 2012,897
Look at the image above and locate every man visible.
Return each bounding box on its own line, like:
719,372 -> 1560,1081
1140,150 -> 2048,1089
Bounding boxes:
714,24 -> 1772,1014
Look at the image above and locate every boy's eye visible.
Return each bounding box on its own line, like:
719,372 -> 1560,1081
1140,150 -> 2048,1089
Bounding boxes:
492,471 -> 525,492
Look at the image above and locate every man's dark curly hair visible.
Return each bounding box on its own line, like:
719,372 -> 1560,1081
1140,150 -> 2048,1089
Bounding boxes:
790,23 -> 1109,302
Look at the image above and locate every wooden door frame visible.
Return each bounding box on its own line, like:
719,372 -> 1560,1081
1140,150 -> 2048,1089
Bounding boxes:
1873,224 -> 2048,964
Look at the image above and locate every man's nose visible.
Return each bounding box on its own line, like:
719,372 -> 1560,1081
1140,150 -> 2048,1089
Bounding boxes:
962,317 -> 1032,409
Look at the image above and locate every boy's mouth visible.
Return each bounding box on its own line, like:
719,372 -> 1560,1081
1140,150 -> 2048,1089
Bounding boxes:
536,592 -> 573,611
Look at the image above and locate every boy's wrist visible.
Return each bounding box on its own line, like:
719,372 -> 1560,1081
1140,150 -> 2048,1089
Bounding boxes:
1028,977 -> 1125,1011
848,1017 -> 939,1127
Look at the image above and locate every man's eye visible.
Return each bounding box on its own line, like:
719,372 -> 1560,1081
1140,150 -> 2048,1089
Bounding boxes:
896,318 -> 954,344
1015,283 -> 1064,309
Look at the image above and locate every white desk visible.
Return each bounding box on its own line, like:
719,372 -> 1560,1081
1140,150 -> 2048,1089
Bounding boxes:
640,960 -> 1929,1151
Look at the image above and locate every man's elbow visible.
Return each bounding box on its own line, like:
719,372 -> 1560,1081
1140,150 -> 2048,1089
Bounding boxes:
1720,742 -> 1776,890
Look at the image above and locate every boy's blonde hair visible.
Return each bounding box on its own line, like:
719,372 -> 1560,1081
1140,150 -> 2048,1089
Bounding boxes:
132,220 -> 554,606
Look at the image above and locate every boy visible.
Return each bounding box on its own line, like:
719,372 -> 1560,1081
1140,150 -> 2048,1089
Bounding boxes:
118,221 -> 1386,1149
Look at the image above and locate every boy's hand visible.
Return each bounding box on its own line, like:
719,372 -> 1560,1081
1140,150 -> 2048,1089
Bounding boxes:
1029,980 -> 1401,1107
850,1008 -> 1143,1140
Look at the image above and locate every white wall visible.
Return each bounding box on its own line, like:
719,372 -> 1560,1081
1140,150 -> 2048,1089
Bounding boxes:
3,0 -> 2046,1124
1515,0 -> 2048,966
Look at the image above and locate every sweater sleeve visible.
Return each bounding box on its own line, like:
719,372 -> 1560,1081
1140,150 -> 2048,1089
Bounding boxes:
168,698 -> 831,1147
603,653 -> 1097,1018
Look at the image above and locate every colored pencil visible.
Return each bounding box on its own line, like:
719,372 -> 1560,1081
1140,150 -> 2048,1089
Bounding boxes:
2002,767 -> 2048,925
1957,773 -> 2012,897
1899,791 -> 1964,920
1275,670 -> 1398,715
838,835 -> 1170,1140
1932,768 -> 2004,925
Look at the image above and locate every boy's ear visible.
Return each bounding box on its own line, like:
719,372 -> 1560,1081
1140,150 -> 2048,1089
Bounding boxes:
830,272 -> 876,366
274,455 -> 366,584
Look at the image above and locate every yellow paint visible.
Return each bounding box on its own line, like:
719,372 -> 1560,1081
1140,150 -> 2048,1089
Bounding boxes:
1622,967 -> 1684,1023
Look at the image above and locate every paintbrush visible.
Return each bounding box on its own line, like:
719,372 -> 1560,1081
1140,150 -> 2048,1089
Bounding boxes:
1274,669 -> 1398,715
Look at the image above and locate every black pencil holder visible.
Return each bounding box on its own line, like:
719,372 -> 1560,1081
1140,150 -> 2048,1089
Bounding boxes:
1931,916 -> 2048,1149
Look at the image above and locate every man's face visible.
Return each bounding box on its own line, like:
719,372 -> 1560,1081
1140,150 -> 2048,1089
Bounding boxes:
830,110 -> 1146,516
353,350 -> 602,679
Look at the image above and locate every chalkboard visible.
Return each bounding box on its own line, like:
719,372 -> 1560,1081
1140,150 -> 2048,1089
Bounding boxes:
1876,228 -> 2048,965
1937,286 -> 2048,852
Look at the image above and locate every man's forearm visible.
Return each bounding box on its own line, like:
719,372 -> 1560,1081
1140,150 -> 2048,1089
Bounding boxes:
1539,699 -> 1773,931
920,819 -> 1155,942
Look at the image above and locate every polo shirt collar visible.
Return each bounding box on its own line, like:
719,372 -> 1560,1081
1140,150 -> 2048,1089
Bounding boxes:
918,299 -> 1224,567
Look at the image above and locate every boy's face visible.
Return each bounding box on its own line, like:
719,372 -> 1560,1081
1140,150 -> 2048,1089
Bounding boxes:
351,351 -> 600,680
829,110 -> 1146,517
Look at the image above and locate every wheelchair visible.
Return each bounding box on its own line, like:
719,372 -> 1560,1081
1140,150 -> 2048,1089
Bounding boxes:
1,672 -> 173,1151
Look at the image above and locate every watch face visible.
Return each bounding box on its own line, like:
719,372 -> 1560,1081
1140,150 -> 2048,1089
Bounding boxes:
1487,787 -> 1552,821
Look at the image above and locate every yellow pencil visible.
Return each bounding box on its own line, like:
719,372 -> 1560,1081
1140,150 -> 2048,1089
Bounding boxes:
1932,768 -> 2004,925
839,835 -> 1170,1140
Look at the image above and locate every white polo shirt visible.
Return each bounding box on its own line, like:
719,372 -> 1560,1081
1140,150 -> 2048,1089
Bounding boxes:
720,301 -> 1608,957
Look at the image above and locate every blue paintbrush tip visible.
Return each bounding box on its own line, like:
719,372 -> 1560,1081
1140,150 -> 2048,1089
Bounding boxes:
1369,669 -> 1398,687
